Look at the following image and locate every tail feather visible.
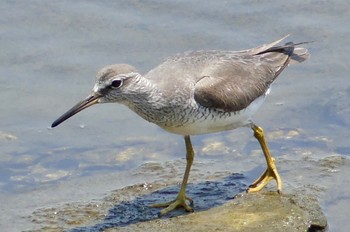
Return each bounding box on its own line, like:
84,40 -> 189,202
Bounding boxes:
238,35 -> 311,65
252,38 -> 311,79
247,34 -> 291,55
255,39 -> 311,65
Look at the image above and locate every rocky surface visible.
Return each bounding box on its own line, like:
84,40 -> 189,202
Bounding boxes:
104,191 -> 327,232
29,175 -> 328,231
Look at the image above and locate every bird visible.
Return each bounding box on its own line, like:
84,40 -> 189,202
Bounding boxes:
51,35 -> 310,216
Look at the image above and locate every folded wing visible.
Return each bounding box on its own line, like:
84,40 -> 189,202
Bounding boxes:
194,36 -> 310,112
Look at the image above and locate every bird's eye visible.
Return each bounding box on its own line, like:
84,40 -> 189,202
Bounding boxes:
111,79 -> 123,88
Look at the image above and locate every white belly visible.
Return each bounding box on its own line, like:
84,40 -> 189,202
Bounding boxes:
162,91 -> 268,135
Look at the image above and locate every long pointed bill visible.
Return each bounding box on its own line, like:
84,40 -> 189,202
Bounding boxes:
51,94 -> 100,128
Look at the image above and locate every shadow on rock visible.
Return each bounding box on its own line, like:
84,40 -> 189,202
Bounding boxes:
68,173 -> 246,231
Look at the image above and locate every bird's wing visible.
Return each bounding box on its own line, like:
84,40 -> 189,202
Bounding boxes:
194,58 -> 276,112
194,35 -> 310,112
244,34 -> 290,55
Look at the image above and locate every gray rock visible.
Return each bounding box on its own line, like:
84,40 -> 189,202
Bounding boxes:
105,191 -> 327,232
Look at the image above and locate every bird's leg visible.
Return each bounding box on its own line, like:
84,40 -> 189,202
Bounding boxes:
247,124 -> 282,193
151,135 -> 194,216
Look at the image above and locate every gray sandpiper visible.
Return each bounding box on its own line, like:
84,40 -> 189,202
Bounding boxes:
51,35 -> 310,216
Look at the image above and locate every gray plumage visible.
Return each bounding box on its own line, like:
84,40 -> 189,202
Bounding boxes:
52,35 -> 310,134
145,36 -> 309,113
51,35 -> 310,216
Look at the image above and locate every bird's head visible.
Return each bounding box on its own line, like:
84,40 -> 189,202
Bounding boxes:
51,64 -> 139,128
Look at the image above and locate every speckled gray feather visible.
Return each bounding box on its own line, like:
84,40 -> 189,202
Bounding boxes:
145,36 -> 309,112
52,35 -> 310,134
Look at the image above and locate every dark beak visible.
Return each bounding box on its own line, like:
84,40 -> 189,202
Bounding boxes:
51,94 -> 100,128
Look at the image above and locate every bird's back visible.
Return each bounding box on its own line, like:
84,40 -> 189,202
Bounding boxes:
144,36 -> 309,113
137,36 -> 310,134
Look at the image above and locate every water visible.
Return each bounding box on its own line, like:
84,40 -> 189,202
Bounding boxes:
1,0 -> 349,231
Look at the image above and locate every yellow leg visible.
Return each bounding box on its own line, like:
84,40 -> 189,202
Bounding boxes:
247,124 -> 282,193
151,135 -> 194,216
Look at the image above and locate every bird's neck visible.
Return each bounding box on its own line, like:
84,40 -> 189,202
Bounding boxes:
122,74 -> 168,124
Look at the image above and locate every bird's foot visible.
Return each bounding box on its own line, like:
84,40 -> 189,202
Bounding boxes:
247,157 -> 282,193
151,194 -> 194,216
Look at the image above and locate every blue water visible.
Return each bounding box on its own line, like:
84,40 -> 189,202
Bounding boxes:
1,0 -> 349,231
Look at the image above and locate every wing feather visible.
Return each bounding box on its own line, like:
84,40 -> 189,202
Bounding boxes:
194,36 -> 310,112
194,60 -> 274,112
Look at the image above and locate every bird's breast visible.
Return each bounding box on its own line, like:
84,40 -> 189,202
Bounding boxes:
158,92 -> 267,135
